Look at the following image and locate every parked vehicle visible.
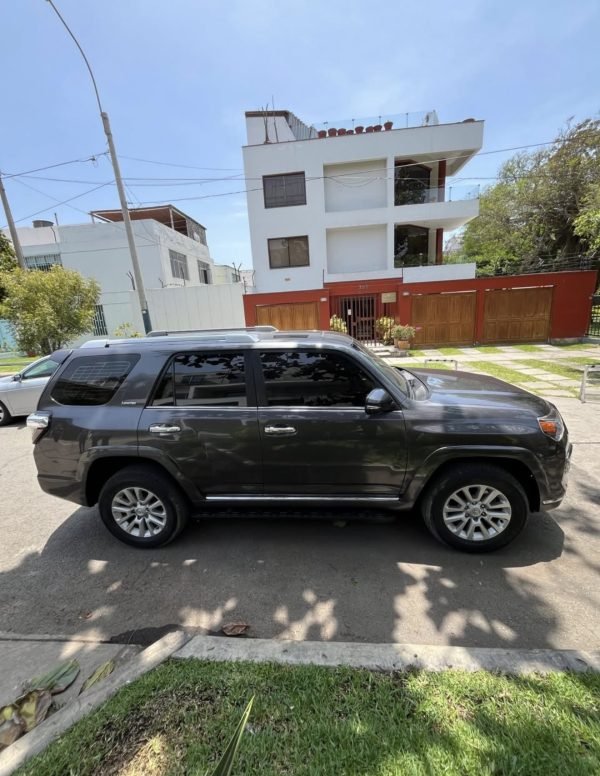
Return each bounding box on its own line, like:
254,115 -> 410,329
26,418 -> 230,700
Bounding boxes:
27,330 -> 571,552
0,356 -> 58,426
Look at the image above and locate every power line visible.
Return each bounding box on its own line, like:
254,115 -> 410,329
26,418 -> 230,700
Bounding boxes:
120,155 -> 244,171
2,182 -> 113,227
1,152 -> 109,179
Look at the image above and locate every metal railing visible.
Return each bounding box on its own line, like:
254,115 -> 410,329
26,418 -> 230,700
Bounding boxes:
588,295 -> 600,337
394,184 -> 480,206
476,254 -> 599,277
311,110 -> 439,134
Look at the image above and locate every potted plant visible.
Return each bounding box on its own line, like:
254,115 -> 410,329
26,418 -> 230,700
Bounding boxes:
338,128 -> 347,136
375,316 -> 395,346
391,324 -> 416,350
347,129 -> 354,134
365,125 -> 374,133
373,124 -> 382,132
328,127 -> 338,137
318,130 -> 327,139
384,120 -> 393,130
355,125 -> 364,133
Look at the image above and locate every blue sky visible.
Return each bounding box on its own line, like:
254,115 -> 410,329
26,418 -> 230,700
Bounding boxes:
2,0 -> 599,267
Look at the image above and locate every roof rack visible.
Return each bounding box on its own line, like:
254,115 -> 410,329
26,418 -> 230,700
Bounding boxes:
147,326 -> 277,337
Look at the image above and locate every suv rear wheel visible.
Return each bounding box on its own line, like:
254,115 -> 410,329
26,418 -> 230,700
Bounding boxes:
98,466 -> 189,548
0,400 -> 12,427
422,463 -> 528,552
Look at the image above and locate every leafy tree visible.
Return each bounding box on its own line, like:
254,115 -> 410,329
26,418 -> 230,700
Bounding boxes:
574,182 -> 600,253
462,118 -> 600,271
0,266 -> 99,354
0,233 -> 17,302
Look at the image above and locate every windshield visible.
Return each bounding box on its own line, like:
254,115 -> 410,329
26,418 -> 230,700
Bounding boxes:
352,342 -> 428,400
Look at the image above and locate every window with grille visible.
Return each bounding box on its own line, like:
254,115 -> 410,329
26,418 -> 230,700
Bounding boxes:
24,254 -> 62,271
197,260 -> 211,284
263,172 -> 306,208
268,236 -> 310,269
92,305 -> 108,336
169,249 -> 189,280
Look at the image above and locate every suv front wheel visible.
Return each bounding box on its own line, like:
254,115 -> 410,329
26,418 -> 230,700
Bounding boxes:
98,466 -> 189,548
422,463 -> 528,552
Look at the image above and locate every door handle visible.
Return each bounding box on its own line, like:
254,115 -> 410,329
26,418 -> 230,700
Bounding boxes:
264,424 -> 297,436
149,424 -> 181,434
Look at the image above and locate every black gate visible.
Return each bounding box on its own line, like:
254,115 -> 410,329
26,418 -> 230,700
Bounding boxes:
335,295 -> 377,344
588,295 -> 600,337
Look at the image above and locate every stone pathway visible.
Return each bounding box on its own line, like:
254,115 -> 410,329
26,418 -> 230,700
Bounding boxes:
379,342 -> 600,399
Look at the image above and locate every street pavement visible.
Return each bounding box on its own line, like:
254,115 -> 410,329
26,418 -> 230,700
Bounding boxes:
0,398 -> 598,651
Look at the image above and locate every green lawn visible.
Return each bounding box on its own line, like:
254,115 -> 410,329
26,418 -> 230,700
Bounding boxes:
519,359 -> 583,380
553,343 -> 600,351
473,345 -> 504,354
513,344 -> 546,353
437,347 -> 465,356
0,357 -> 35,374
18,660 -> 600,776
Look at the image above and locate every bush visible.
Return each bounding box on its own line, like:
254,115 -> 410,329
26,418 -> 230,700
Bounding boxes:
329,315 -> 348,334
375,316 -> 395,345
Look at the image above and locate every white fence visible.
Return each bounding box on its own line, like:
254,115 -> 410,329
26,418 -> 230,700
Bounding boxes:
140,284 -> 245,332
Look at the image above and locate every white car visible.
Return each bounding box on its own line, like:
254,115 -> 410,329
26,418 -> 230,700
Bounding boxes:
0,356 -> 58,426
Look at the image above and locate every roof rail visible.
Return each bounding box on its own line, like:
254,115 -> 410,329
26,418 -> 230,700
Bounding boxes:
147,326 -> 277,337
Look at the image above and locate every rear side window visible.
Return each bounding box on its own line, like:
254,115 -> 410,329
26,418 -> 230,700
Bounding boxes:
51,355 -> 139,406
260,350 -> 375,407
152,352 -> 247,407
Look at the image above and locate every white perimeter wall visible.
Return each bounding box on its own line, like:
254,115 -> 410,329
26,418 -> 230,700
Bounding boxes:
143,284 -> 245,331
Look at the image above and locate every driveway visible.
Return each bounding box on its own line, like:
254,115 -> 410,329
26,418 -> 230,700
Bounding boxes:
0,397 -> 598,650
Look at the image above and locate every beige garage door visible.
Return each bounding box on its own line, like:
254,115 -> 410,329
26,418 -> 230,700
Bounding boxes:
256,301 -> 320,331
482,287 -> 553,343
411,292 -> 476,346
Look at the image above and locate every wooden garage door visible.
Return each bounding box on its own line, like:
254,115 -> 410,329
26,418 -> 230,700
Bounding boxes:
482,287 -> 552,343
256,301 -> 319,331
411,292 -> 476,346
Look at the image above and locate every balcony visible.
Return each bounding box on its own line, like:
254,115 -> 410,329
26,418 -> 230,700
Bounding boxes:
311,110 -> 439,136
395,184 -> 480,207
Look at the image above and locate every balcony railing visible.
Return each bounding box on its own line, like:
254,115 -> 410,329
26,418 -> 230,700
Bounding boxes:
311,110 -> 439,136
395,184 -> 480,207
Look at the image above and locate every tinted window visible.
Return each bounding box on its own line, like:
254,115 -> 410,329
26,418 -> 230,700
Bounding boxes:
268,236 -> 310,269
263,173 -> 306,208
152,352 -> 247,407
260,350 -> 375,407
22,359 -> 58,380
51,355 -> 139,406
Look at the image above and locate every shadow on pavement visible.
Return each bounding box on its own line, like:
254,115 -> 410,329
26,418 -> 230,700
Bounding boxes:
0,502 -> 566,655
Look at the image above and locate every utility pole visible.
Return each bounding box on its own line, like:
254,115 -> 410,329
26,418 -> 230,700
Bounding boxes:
0,173 -> 25,268
45,0 -> 151,332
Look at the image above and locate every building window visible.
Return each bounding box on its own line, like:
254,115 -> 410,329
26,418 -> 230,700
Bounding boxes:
394,162 -> 431,206
24,254 -> 62,271
197,260 -> 212,284
394,225 -> 429,267
92,305 -> 108,336
169,249 -> 189,280
268,236 -> 309,269
263,172 -> 306,209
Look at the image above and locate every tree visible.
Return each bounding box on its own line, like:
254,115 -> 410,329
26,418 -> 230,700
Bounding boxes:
0,266 -> 100,354
574,182 -> 600,253
461,118 -> 600,271
0,233 -> 17,303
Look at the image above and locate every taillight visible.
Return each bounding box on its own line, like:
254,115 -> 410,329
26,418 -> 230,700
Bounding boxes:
537,413 -> 564,441
27,412 -> 50,443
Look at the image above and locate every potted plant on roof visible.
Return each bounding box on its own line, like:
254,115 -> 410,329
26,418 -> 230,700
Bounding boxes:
328,127 -> 338,137
384,120 -> 393,130
391,324 -> 416,351
318,129 -> 327,138
355,125 -> 364,134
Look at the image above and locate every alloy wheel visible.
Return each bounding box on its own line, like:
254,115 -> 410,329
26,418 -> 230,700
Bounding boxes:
111,487 -> 168,538
442,484 -> 512,542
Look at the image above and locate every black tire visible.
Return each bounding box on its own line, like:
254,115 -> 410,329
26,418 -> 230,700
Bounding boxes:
421,463 -> 528,553
98,465 -> 189,548
0,400 -> 12,427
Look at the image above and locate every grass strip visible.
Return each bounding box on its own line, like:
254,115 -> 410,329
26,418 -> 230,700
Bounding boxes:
17,659 -> 600,776
466,361 -> 532,385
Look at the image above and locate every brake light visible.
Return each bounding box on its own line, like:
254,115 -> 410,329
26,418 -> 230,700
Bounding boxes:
538,414 -> 564,441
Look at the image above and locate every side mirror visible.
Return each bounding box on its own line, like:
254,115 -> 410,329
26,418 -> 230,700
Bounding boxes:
12,373 -> 22,382
365,388 -> 395,414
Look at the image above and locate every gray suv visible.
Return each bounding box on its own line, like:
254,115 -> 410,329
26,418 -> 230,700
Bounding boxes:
27,329 -> 571,552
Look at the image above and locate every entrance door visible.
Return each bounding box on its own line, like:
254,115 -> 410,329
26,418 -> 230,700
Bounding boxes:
255,348 -> 407,496
256,302 -> 319,330
336,295 -> 377,344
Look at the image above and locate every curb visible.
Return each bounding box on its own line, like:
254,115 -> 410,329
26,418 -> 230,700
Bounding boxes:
174,636 -> 600,675
0,630 -> 191,776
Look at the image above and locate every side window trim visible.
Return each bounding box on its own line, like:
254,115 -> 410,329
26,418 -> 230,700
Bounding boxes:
148,350 -> 257,409
255,348 -> 384,409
